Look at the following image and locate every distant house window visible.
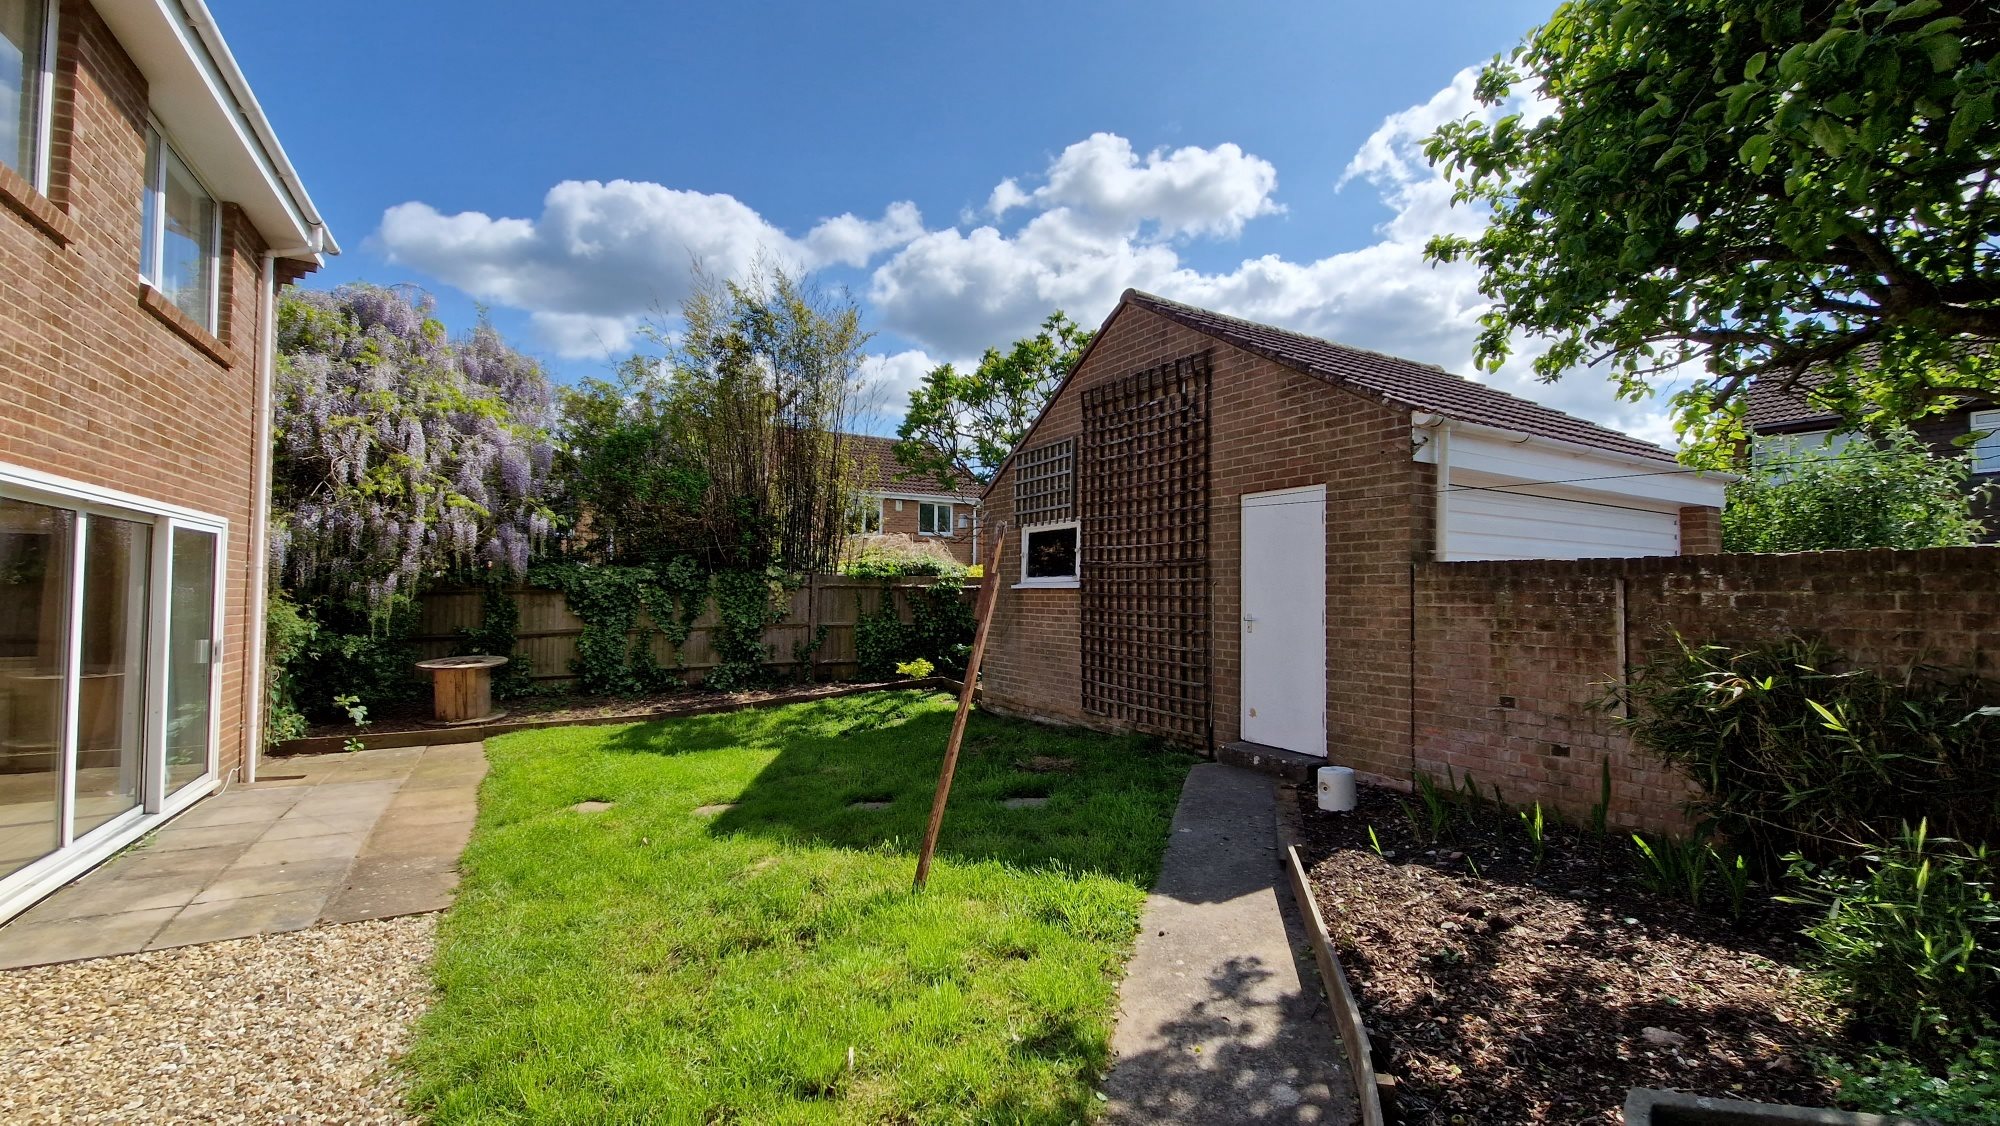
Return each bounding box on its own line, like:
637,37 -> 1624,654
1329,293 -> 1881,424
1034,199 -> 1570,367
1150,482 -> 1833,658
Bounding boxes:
1013,439 -> 1075,527
1751,429 -> 1856,477
1,0 -> 54,188
1973,410 -> 2000,475
847,496 -> 883,534
918,501 -> 952,536
141,129 -> 221,332
1019,522 -> 1080,587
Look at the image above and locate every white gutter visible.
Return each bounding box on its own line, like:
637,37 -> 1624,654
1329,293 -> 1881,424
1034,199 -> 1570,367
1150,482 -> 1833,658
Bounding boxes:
174,0 -> 337,258
1437,417 -> 1739,483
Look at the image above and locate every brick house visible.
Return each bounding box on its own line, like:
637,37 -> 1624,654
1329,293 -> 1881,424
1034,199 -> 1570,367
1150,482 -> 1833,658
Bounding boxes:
0,0 -> 334,923
1745,372 -> 2000,539
846,433 -> 981,564
977,291 -> 1727,776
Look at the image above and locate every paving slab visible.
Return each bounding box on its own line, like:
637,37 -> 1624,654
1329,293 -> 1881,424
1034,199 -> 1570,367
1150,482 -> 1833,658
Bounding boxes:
0,741 -> 487,968
1101,763 -> 1357,1125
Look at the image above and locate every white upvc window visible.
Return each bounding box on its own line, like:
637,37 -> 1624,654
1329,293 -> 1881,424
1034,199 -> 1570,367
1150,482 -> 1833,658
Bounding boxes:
1972,410 -> 2000,475
848,495 -> 883,534
1,0 -> 57,191
140,128 -> 222,333
918,501 -> 953,536
1016,521 -> 1080,589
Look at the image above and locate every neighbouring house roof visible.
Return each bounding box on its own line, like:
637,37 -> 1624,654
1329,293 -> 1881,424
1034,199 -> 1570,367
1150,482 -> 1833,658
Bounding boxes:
95,0 -> 336,264
1743,370 -> 1844,433
1124,291 -> 1679,463
847,434 -> 981,503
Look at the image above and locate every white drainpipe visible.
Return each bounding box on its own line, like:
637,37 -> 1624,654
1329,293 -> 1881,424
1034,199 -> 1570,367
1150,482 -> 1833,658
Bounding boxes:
242,246 -> 313,782
1415,413 -> 1453,562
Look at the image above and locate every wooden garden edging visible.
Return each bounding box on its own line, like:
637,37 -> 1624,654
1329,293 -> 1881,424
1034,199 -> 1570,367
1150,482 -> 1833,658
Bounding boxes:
1282,839 -> 1392,1126
270,677 -> 953,756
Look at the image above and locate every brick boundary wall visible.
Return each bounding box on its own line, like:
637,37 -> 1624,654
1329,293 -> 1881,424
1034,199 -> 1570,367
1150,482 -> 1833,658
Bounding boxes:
1413,546 -> 2000,832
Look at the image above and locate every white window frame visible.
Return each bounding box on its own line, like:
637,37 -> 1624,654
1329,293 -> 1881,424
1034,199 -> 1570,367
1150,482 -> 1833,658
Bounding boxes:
1971,410 -> 2000,475
1016,520 -> 1081,590
139,124 -> 222,332
0,461 -> 226,925
918,500 -> 953,537
8,0 -> 59,192
848,495 -> 884,534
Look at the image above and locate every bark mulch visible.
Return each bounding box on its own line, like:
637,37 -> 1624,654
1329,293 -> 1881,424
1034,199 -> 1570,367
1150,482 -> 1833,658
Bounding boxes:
1292,783 -> 1850,1125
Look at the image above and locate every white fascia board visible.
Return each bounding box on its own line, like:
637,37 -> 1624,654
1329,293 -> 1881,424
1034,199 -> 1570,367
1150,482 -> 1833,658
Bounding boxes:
863,489 -> 981,505
93,0 -> 334,263
1413,415 -> 1731,508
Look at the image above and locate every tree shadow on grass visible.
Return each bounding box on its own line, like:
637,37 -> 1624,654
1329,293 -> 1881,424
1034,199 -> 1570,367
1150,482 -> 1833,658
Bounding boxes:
595,688 -> 1198,888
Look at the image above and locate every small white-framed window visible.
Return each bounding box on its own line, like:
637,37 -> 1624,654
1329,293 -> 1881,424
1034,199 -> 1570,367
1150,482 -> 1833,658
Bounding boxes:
847,495 -> 883,534
918,501 -> 952,536
1,0 -> 56,190
140,128 -> 221,333
1972,410 -> 2000,475
1017,521 -> 1080,588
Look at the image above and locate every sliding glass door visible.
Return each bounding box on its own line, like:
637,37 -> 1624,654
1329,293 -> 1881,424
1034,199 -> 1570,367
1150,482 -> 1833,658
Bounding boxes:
0,476 -> 224,892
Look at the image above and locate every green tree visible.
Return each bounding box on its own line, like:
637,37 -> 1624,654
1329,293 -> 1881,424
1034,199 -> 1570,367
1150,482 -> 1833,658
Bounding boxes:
554,356 -> 706,566
1722,431 -> 1988,550
1426,0 -> 2000,458
893,312 -> 1093,490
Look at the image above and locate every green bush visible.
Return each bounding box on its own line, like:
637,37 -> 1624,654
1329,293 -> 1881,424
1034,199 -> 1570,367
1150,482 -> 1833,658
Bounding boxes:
1617,636 -> 2000,873
853,579 -> 975,680
263,591 -> 316,747
1723,431 -> 1988,553
1824,1031 -> 2000,1123
1785,822 -> 2000,1049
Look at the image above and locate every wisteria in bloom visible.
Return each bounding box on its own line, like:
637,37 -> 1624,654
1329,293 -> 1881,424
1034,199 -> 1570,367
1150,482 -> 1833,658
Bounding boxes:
271,284 -> 558,614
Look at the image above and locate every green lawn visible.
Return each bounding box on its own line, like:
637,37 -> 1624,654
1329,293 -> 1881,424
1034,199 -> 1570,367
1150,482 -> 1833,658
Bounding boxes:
405,690 -> 1194,1124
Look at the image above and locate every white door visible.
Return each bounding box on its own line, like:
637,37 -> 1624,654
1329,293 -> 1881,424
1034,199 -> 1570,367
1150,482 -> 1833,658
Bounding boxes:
1241,486 -> 1326,755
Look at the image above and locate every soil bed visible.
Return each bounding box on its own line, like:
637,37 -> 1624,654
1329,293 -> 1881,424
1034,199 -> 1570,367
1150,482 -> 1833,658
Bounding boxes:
1293,783 -> 1849,1125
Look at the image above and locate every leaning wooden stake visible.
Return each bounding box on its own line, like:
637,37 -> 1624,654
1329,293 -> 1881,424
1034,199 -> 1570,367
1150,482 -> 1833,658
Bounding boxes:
913,523 -> 1009,892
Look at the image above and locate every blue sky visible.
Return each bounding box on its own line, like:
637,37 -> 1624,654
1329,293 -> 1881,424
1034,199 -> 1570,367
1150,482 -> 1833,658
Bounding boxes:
209,0 -> 1675,443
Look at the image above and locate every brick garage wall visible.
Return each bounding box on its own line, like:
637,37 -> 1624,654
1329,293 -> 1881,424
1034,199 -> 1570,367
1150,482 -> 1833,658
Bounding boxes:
981,303 -> 1430,778
1413,547 -> 2000,832
0,1 -> 279,783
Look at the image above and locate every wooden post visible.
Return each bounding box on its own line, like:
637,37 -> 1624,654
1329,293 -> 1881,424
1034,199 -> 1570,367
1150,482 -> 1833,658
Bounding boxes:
913,523 -> 1008,892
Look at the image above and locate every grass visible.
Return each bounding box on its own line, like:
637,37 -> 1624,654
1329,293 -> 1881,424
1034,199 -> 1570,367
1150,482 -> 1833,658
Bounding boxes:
405,690 -> 1195,1124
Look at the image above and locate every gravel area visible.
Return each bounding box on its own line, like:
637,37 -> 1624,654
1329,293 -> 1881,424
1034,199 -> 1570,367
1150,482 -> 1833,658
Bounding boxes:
0,915 -> 435,1124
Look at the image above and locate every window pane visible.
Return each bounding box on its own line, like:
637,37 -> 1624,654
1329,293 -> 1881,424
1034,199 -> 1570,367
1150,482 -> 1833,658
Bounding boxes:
72,515 -> 149,840
1025,526 -> 1078,579
0,0 -> 46,179
165,528 -> 216,795
0,496 -> 69,881
158,144 -> 217,329
921,503 -> 950,535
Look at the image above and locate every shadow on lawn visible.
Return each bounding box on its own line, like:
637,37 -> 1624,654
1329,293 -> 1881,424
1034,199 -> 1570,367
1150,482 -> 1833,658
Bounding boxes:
596,689 -> 1197,889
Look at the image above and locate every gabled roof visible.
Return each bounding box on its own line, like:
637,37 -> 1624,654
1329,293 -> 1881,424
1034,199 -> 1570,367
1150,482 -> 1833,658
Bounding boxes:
1125,291 -> 1678,463
847,434 -> 981,503
1744,370 -> 1843,433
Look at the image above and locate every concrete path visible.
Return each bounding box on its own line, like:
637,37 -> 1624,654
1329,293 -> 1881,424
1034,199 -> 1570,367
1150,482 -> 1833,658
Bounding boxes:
0,743 -> 485,969
1102,763 -> 1356,1124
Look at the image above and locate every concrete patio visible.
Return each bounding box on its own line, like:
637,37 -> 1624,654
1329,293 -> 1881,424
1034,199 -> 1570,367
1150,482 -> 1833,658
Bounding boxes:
0,743 -> 485,969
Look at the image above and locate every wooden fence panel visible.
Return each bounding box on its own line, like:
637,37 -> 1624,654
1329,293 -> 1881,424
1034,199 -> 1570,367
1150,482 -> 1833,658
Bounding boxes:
412,576 -> 969,687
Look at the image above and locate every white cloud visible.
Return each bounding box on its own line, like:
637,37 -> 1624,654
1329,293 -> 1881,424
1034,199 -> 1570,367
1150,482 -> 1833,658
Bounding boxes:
530,312 -> 643,360
377,181 -> 922,356
1005,133 -> 1282,239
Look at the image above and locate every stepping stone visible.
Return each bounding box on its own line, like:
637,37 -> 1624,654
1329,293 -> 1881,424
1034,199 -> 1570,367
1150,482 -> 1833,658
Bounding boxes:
1003,796 -> 1049,809
693,803 -> 737,816
571,801 -> 615,813
849,800 -> 893,811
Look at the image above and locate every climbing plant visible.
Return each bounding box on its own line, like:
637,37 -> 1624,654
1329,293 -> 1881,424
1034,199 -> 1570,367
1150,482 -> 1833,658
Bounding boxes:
708,570 -> 790,691
455,579 -> 534,700
530,561 -> 707,696
854,578 -> 977,680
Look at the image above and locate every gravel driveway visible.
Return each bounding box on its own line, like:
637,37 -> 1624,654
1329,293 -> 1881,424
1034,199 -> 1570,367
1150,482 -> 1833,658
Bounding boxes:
0,915 -> 435,1124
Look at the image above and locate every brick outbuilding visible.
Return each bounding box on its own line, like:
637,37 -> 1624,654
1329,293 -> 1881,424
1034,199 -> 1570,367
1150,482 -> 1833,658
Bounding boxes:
977,291 -> 1728,781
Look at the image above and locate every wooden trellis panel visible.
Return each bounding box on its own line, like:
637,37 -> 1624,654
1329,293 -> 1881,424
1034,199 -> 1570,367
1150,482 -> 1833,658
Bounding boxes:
1078,352 -> 1212,744
1012,438 -> 1075,527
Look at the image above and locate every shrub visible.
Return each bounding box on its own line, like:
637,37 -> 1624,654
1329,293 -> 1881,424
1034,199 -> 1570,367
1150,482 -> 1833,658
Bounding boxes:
1722,431 -> 1988,553
263,592 -> 316,747
853,579 -> 975,680
1824,1031 -> 2000,1124
1617,636 -> 2000,873
1784,822 -> 2000,1049
839,534 -> 967,579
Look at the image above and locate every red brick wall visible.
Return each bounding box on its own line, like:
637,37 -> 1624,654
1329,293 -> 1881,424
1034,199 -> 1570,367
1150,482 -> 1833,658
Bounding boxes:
1414,547 -> 2000,831
0,1 -> 279,783
873,495 -> 976,563
980,303 -> 1431,778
